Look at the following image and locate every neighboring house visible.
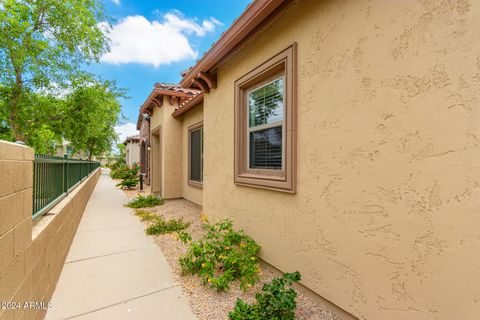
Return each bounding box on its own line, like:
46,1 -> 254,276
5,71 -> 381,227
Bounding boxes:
139,83 -> 202,204
137,111 -> 151,185
55,140 -> 88,159
138,1 -> 480,319
123,135 -> 140,166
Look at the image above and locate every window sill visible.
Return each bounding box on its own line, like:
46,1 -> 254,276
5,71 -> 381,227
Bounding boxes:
188,180 -> 203,189
235,174 -> 295,193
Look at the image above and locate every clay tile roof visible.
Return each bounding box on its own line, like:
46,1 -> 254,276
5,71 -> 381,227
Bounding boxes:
140,82 -> 201,114
175,91 -> 201,110
154,82 -> 200,96
123,135 -> 140,144
172,92 -> 204,118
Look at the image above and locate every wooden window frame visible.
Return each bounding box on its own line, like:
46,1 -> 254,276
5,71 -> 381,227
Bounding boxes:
188,121 -> 204,188
234,44 -> 297,193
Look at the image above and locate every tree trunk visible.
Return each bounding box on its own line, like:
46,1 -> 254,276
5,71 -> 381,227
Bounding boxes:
9,69 -> 25,142
87,146 -> 93,161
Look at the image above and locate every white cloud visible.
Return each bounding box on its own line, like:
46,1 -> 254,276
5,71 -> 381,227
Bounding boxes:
115,122 -> 138,143
100,12 -> 222,67
111,0 -> 120,4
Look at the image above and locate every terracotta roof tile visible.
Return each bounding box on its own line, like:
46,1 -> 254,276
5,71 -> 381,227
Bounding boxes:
123,135 -> 140,144
154,82 -> 200,96
172,92 -> 204,118
175,91 -> 203,111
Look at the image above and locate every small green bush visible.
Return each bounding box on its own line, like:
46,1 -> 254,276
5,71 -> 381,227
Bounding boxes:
228,272 -> 301,320
115,164 -> 140,189
126,194 -> 164,208
179,219 -> 260,291
110,165 -> 129,179
135,210 -> 158,221
145,216 -> 191,235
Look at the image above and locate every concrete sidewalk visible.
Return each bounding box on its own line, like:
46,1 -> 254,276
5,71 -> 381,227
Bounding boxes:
46,170 -> 196,320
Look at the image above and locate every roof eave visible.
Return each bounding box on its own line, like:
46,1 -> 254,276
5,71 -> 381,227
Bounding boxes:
180,0 -> 285,87
139,88 -> 195,114
172,93 -> 204,118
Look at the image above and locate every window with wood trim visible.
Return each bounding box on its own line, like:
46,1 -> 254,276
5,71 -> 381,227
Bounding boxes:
189,123 -> 203,186
234,44 -> 296,193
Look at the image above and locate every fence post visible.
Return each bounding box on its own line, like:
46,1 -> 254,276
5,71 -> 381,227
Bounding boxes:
64,154 -> 69,194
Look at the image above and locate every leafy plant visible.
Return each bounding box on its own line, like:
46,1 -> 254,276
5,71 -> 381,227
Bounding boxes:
135,210 -> 190,235
179,219 -> 260,291
116,176 -> 139,189
229,272 -> 302,320
110,165 -> 127,179
135,210 -> 158,221
178,230 -> 192,244
145,216 -> 191,236
115,164 -> 140,189
126,194 -> 164,208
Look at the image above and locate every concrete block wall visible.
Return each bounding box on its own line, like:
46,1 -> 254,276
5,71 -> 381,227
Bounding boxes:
0,141 -> 100,320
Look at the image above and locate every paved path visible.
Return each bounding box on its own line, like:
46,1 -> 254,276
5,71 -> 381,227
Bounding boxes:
46,170 -> 196,320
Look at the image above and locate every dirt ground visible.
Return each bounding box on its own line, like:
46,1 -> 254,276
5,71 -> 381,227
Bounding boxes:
121,187 -> 342,320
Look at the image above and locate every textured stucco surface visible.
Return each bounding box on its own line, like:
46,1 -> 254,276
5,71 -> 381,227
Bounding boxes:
202,0 -> 480,319
149,103 -> 164,195
181,103 -> 204,206
125,142 -> 140,166
150,98 -> 183,199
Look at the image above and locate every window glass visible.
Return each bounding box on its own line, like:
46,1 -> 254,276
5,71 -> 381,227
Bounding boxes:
190,128 -> 203,182
249,126 -> 282,169
248,78 -> 284,128
248,77 -> 284,170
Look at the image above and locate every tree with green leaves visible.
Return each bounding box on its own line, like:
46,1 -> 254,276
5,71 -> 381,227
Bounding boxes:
63,78 -> 125,160
0,0 -> 110,142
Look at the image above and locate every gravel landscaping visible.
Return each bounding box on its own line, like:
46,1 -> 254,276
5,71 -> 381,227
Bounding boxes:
123,190 -> 342,320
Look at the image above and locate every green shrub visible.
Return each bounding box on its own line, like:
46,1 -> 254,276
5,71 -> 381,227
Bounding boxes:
110,164 -> 131,179
126,194 -> 164,208
116,176 -> 139,189
145,216 -> 191,235
228,272 -> 301,320
135,210 -> 158,221
179,219 -> 260,291
115,164 -> 140,189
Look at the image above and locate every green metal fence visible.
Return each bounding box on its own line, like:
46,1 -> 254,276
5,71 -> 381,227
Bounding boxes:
33,154 -> 100,219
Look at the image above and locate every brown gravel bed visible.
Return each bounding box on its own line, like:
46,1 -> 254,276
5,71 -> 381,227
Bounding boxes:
122,189 -> 341,320
116,183 -> 151,199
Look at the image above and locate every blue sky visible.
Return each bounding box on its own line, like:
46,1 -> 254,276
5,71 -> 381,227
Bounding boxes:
87,0 -> 251,141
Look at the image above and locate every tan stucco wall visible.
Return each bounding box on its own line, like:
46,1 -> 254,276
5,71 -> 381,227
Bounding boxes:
181,103 -> 204,206
202,1 -> 480,319
0,140 -> 100,319
149,103 -> 164,195
150,97 -> 183,199
125,142 -> 140,166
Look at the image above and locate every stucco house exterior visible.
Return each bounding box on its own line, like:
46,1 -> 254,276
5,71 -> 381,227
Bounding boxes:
138,0 -> 480,319
137,112 -> 151,184
55,140 -> 88,159
123,135 -> 140,166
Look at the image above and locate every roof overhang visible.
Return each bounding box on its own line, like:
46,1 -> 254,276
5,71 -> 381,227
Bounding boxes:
180,0 -> 286,88
123,136 -> 140,145
172,93 -> 204,118
140,85 -> 196,115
